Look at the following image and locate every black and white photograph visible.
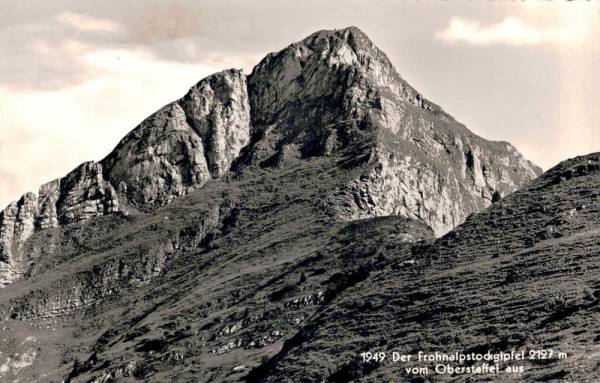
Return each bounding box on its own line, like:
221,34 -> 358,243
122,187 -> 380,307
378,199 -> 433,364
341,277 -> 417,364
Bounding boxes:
0,1 -> 599,382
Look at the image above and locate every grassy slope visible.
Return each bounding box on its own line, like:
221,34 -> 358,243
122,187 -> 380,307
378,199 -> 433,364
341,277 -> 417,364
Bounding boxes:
254,153 -> 600,383
2,152 -> 597,383
1,153 -> 595,383
0,154 -> 434,383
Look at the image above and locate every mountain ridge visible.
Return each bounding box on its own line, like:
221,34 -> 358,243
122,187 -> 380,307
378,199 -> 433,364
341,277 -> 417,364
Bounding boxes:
0,26 -> 594,383
0,27 -> 540,288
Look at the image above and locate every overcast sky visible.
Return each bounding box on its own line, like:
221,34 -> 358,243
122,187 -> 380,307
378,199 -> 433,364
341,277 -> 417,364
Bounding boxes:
1,1 -> 599,209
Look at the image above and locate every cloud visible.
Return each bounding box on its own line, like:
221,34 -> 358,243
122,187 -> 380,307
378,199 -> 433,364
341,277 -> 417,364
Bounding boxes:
435,17 -> 583,46
0,12 -> 127,91
56,12 -> 121,33
0,9 -> 261,92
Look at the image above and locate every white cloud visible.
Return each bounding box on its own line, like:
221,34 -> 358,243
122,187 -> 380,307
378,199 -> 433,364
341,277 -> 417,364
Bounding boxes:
0,13 -> 124,90
435,17 -> 583,46
56,12 -> 121,33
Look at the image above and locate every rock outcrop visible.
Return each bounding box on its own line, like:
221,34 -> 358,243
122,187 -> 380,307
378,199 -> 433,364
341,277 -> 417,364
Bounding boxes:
244,27 -> 540,234
56,161 -> 119,224
0,197 -> 31,286
339,128 -> 540,235
179,69 -> 251,178
101,69 -> 250,209
0,162 -> 118,286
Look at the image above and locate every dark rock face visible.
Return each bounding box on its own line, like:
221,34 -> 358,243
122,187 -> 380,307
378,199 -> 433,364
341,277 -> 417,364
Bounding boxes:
0,27 -> 552,382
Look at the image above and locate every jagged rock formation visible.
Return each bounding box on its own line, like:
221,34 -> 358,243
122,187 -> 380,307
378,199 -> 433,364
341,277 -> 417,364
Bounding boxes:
245,27 -> 539,234
0,27 -> 553,382
0,69 -> 249,285
0,161 -> 118,286
102,69 -> 250,209
0,27 -> 539,287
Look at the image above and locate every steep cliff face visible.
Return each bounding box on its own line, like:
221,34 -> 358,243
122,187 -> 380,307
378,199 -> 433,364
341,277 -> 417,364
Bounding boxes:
57,161 -> 119,224
0,162 -> 118,286
246,27 -> 389,161
101,69 -> 250,209
340,119 -> 540,235
179,69 -> 251,178
243,27 -> 540,235
0,196 -> 32,286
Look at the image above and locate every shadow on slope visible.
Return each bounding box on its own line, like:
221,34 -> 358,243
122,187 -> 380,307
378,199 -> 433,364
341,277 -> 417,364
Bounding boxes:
249,153 -> 600,383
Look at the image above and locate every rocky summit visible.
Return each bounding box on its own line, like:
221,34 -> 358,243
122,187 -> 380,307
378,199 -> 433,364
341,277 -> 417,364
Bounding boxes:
0,27 -> 562,383
0,27 -> 539,287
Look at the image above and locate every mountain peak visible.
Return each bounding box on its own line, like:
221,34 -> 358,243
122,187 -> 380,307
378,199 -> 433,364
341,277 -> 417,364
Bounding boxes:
246,27 -> 540,234
100,68 -> 250,210
0,27 -> 561,382
303,26 -> 378,54
249,26 -> 454,133
0,27 -> 541,290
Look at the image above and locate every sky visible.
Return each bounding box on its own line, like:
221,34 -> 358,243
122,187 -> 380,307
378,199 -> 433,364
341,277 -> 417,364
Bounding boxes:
0,0 -> 599,209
